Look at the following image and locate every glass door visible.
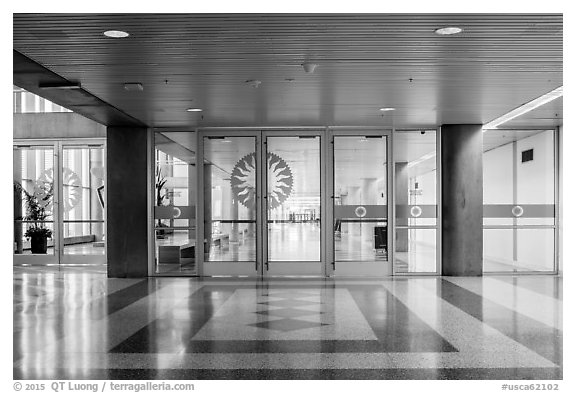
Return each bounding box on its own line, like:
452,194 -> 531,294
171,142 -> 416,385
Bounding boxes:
263,133 -> 323,276
13,143 -> 59,265
329,131 -> 393,276
13,140 -> 106,266
201,133 -> 262,276
59,142 -> 106,265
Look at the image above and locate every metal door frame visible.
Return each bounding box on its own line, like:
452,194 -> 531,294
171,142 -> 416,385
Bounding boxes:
197,130 -> 263,277
261,129 -> 325,277
326,128 -> 394,277
13,138 -> 106,266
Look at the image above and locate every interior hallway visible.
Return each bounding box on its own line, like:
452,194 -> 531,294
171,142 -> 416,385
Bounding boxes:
13,266 -> 562,380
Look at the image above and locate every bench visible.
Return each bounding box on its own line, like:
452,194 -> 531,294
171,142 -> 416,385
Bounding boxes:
157,239 -> 196,264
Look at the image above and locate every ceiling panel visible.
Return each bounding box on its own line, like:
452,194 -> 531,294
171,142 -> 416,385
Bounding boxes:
13,13 -> 563,129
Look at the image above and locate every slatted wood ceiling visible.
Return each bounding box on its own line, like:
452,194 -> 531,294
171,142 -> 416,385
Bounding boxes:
13,14 -> 563,129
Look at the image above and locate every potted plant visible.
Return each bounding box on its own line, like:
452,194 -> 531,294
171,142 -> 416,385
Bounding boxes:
155,168 -> 168,239
14,181 -> 53,254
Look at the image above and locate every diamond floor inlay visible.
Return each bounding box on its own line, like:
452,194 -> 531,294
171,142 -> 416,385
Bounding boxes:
255,308 -> 323,318
259,298 -> 322,307
248,318 -> 330,332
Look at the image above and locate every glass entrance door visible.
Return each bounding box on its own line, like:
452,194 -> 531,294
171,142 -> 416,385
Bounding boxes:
202,134 -> 262,276
199,131 -> 324,276
195,129 -> 392,277
13,140 -> 106,266
263,134 -> 323,276
329,131 -> 392,276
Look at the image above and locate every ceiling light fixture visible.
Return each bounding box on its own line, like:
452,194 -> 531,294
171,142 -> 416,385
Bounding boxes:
123,83 -> 143,91
434,27 -> 463,35
245,79 -> 262,88
186,108 -> 203,112
379,107 -> 396,112
38,82 -> 82,90
302,62 -> 318,74
482,86 -> 563,131
104,30 -> 129,38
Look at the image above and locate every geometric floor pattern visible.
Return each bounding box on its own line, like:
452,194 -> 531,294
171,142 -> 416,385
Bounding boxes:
13,267 -> 562,380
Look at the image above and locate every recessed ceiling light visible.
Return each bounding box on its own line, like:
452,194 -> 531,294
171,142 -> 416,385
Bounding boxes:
434,27 -> 463,35
245,79 -> 262,88
302,62 -> 319,73
186,108 -> 203,112
124,83 -> 143,91
103,30 -> 129,38
379,107 -> 396,112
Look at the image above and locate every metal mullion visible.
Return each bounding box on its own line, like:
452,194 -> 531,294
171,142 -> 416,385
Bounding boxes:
55,141 -> 63,264
258,133 -> 266,275
326,127 -> 335,276
554,126 -> 560,274
436,126 -> 442,276
195,129 -> 205,276
388,128 -> 394,276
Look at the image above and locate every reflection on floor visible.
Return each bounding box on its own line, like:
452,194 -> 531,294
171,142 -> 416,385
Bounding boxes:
14,266 -> 562,380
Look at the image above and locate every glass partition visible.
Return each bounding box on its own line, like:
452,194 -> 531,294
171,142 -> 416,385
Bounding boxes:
154,132 -> 198,274
483,129 -> 557,272
333,135 -> 388,263
62,146 -> 105,256
393,130 -> 438,273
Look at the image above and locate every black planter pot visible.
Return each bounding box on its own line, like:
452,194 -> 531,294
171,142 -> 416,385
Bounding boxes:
30,235 -> 48,254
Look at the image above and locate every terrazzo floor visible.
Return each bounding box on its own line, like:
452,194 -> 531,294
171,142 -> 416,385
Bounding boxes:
13,267 -> 562,380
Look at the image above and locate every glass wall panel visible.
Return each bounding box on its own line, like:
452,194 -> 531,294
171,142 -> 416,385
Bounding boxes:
267,136 -> 320,262
394,228 -> 436,273
483,228 -> 555,272
13,146 -> 55,255
334,136 -> 388,262
62,146 -> 105,255
154,132 -> 197,273
393,131 -> 438,273
204,136 -> 257,262
483,129 -> 556,272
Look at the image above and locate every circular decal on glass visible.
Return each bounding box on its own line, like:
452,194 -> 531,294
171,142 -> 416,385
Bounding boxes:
35,167 -> 82,212
231,152 -> 293,210
410,205 -> 423,218
511,205 -> 524,217
355,206 -> 367,218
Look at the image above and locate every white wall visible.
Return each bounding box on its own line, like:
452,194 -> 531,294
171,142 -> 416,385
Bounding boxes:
483,130 -> 556,272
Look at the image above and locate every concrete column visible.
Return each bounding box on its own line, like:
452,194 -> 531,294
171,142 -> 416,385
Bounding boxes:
395,162 -> 409,252
441,124 -> 483,276
106,126 -> 149,278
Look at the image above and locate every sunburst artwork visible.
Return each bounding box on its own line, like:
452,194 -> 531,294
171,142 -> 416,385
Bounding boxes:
230,152 -> 294,209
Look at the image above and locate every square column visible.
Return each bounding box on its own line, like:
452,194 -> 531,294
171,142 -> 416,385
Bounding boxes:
106,126 -> 150,277
441,124 -> 483,276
